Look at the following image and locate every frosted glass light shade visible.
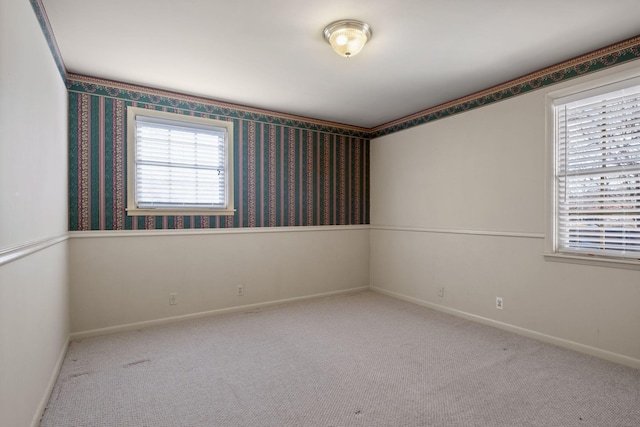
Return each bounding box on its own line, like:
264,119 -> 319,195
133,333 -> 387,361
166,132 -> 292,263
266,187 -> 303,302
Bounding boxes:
323,20 -> 372,58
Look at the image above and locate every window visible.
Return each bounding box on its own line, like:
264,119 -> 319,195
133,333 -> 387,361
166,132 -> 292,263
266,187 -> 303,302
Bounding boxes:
552,79 -> 640,260
127,107 -> 234,216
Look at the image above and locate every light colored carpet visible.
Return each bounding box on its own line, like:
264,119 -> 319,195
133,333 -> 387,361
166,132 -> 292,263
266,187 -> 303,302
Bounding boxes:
40,291 -> 640,426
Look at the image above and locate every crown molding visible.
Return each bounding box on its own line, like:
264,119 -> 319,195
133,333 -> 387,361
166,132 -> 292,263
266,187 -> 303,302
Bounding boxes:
29,0 -> 66,82
29,0 -> 640,140
67,74 -> 371,138
370,34 -> 640,137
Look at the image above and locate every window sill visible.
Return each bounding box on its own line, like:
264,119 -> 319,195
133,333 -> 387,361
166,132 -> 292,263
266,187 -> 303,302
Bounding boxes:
543,253 -> 640,271
126,208 -> 236,217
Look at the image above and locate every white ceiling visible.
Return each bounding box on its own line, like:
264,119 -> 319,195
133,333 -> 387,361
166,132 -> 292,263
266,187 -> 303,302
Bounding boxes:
41,0 -> 640,129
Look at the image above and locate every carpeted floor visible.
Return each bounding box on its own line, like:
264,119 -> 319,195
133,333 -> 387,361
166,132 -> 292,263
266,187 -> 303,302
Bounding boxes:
40,291 -> 640,426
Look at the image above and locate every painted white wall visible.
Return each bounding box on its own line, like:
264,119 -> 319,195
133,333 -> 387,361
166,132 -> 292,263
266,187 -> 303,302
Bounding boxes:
69,227 -> 370,334
0,1 -> 69,426
370,61 -> 640,368
0,9 -> 68,249
0,245 -> 69,427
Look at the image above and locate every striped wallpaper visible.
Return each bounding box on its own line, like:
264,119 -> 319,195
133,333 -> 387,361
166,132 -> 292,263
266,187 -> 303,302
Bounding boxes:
68,77 -> 369,231
66,35 -> 640,232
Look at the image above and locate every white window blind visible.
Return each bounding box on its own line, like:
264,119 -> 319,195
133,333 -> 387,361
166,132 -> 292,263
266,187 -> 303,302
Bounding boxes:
134,115 -> 228,209
554,83 -> 640,259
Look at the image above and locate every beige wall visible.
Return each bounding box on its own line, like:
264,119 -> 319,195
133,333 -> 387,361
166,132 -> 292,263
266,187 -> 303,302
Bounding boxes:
0,1 -> 69,426
370,61 -> 640,368
2,2 -> 638,424
69,227 -> 370,335
0,246 -> 69,427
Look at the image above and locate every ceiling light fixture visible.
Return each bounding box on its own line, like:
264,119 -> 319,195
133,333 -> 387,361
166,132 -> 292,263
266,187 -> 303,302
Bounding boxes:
323,19 -> 372,58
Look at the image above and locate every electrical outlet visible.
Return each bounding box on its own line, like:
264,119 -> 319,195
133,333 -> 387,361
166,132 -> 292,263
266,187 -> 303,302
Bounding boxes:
496,297 -> 503,310
437,287 -> 445,297
237,285 -> 244,296
169,293 -> 177,305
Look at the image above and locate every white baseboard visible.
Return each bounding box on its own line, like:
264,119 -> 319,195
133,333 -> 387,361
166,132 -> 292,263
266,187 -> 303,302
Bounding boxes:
31,336 -> 70,427
371,287 -> 640,371
71,286 -> 370,341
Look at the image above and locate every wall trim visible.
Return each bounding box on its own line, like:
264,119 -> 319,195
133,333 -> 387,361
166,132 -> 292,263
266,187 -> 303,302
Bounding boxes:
0,234 -> 68,267
70,286 -> 370,340
28,0 -> 640,140
69,224 -> 370,239
69,224 -> 369,239
370,225 -> 544,239
371,287 -> 640,371
31,336 -> 69,427
67,74 -> 370,138
371,34 -> 640,137
29,0 -> 66,82
66,35 -> 640,140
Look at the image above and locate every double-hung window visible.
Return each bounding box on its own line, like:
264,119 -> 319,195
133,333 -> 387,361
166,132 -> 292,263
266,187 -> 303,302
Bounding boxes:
552,78 -> 640,260
127,107 -> 234,216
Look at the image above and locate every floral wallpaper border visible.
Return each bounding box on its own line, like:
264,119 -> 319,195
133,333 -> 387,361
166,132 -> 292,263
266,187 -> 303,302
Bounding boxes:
29,0 -> 640,138
370,35 -> 640,137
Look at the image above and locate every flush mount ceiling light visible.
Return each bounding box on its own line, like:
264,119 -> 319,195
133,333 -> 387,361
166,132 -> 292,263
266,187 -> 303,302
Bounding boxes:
323,19 -> 372,58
